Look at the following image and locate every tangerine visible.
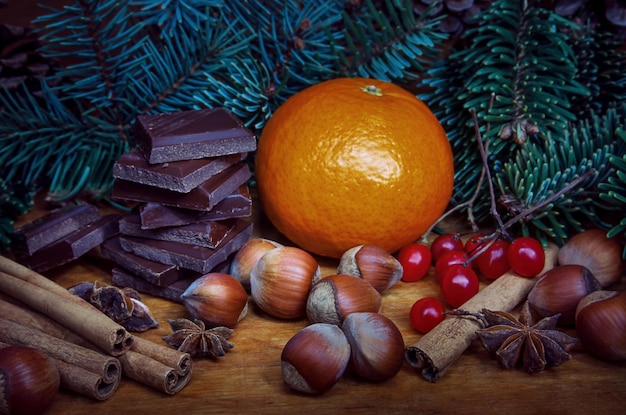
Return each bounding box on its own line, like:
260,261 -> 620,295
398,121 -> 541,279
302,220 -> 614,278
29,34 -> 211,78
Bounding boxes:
255,77 -> 454,258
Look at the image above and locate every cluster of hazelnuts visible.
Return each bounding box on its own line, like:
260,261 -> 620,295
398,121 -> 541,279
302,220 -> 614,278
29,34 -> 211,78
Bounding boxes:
180,240 -> 406,394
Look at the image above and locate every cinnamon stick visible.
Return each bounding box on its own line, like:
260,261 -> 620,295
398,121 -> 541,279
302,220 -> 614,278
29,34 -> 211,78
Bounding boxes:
0,255 -> 133,355
117,348 -> 193,395
131,336 -> 193,377
122,336 -> 193,394
1,338 -> 119,402
0,318 -> 121,400
405,243 -> 559,382
0,297 -> 193,395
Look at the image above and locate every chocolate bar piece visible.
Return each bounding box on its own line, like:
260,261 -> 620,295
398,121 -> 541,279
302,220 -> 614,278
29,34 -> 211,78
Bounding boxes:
13,204 -> 101,255
113,148 -> 243,193
110,256 -> 232,301
118,219 -> 253,273
135,108 -> 257,164
119,213 -> 235,249
19,214 -> 121,272
111,267 -> 196,302
139,185 -> 252,229
101,236 -> 189,287
111,162 -> 251,211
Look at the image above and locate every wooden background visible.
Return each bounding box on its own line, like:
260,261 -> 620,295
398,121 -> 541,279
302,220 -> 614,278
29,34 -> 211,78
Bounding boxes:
10,197 -> 625,415
2,3 -> 626,413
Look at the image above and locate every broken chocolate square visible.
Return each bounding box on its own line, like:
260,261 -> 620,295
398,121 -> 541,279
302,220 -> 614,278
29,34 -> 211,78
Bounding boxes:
118,219 -> 253,273
110,256 -> 231,301
113,148 -> 243,193
119,213 -> 235,249
13,203 -> 101,255
111,162 -> 251,211
134,108 -> 257,164
138,184 -> 252,229
111,267 -> 196,302
18,214 -> 121,272
101,236 -> 190,287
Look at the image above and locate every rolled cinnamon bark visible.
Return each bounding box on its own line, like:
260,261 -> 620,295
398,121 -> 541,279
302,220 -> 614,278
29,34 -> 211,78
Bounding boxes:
405,243 -> 559,382
0,296 -> 192,395
117,349 -> 193,395
54,359 -> 120,401
0,255 -> 133,355
118,336 -> 193,395
0,318 -> 121,400
132,336 -> 192,377
0,339 -> 117,401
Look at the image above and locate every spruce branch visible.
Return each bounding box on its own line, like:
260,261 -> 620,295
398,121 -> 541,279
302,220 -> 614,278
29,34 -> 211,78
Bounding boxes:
420,0 -> 591,225
130,0 -> 222,36
422,107 -> 597,268
227,0 -> 345,103
335,0 -> 448,82
1,0 -> 624,258
496,106 -> 626,246
599,127 -> 626,258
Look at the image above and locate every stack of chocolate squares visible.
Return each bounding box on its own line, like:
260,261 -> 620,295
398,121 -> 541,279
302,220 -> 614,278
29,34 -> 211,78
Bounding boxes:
13,203 -> 121,273
105,107 -> 256,302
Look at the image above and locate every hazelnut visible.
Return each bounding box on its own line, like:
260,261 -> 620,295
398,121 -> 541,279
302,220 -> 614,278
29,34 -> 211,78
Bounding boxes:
306,274 -> 381,325
181,273 -> 248,328
250,246 -> 321,319
341,312 -> 405,381
337,245 -> 403,293
281,323 -> 351,394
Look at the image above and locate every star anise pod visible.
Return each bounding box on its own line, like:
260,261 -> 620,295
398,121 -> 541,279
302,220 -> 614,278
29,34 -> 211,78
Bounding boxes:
163,318 -> 234,358
476,301 -> 579,373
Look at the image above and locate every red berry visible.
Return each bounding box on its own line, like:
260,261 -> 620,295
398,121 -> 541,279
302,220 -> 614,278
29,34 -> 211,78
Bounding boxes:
409,297 -> 446,333
397,243 -> 432,282
430,234 -> 464,263
475,238 -> 511,280
507,237 -> 545,278
464,233 -> 488,256
435,250 -> 470,284
440,264 -> 479,308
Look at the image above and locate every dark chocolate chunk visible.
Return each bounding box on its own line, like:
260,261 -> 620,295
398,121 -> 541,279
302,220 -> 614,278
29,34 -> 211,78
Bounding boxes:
113,148 -> 243,193
110,256 -> 232,302
19,214 -> 121,272
101,236 -> 189,287
139,184 -> 252,229
13,204 -> 101,255
111,267 -> 196,303
119,213 -> 235,249
134,108 -> 257,164
111,162 -> 251,211
118,219 -> 253,273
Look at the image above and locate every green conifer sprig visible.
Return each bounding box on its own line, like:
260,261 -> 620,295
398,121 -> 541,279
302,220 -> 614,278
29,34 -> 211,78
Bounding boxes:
225,0 -> 345,110
131,0 -> 222,36
421,0 -> 591,222
334,0 -> 448,82
599,127 -> 626,257
0,0 -> 450,206
1,0 -> 624,253
568,22 -> 626,117
496,106 -> 626,247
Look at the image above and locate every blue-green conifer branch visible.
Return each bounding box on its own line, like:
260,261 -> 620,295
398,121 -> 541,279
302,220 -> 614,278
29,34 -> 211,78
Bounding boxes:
0,0 -> 624,255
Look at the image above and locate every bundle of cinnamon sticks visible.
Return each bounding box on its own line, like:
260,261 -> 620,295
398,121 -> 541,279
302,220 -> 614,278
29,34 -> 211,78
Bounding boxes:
0,255 -> 193,400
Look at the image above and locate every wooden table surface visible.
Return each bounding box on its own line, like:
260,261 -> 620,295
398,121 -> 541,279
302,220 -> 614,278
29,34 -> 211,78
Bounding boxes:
11,201 -> 626,415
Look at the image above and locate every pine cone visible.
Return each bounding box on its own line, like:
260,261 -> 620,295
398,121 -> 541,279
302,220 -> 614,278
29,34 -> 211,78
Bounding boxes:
0,24 -> 57,91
